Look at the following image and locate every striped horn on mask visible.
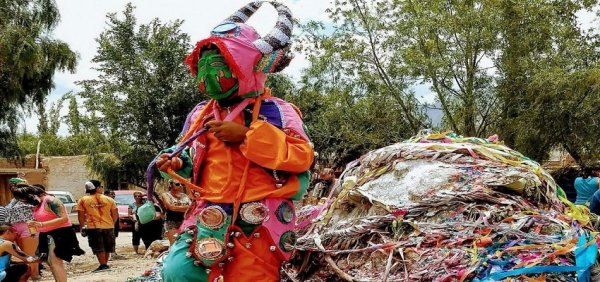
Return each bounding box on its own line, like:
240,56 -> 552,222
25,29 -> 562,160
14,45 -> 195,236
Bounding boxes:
225,1 -> 263,23
221,1 -> 295,73
252,2 -> 293,54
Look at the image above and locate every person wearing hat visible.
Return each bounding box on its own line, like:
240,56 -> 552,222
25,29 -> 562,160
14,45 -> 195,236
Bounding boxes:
150,2 -> 314,281
76,180 -> 118,272
7,177 -> 27,188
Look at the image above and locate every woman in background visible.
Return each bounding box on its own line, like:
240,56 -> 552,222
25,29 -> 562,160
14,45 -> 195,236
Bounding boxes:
159,180 -> 190,244
7,183 -> 39,280
13,185 -> 83,282
128,191 -> 145,254
135,193 -> 163,252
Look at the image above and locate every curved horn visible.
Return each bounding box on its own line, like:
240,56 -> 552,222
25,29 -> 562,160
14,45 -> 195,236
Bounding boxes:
252,1 -> 294,54
225,1 -> 263,23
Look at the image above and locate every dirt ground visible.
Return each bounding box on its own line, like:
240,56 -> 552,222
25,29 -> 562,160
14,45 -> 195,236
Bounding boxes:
39,231 -> 157,282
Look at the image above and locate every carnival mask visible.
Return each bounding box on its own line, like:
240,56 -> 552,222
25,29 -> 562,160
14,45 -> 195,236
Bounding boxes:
197,50 -> 239,100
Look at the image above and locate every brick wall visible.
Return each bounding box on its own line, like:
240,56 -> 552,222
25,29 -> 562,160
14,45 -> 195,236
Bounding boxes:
45,155 -> 96,200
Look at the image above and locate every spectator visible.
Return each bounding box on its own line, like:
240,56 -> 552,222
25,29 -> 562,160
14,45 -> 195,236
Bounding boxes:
6,183 -> 39,280
128,192 -> 145,254
574,167 -> 600,205
0,224 -> 38,282
159,180 -> 190,244
134,193 -> 163,250
103,190 -> 123,260
103,190 -> 120,238
312,168 -> 336,200
15,185 -> 84,282
77,180 -> 118,272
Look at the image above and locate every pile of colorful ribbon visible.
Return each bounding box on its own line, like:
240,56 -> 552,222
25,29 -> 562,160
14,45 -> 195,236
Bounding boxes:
288,132 -> 598,282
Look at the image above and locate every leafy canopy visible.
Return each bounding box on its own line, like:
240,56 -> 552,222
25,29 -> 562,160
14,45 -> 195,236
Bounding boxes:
0,0 -> 77,157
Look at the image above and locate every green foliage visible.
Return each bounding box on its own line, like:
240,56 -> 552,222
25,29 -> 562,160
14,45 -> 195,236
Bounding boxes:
75,4 -> 202,187
0,0 -> 77,156
66,95 -> 81,135
511,66 -> 600,165
17,132 -> 110,156
298,0 -> 600,167
294,1 -> 428,167
493,0 -> 600,164
390,0 -> 502,136
36,93 -> 70,135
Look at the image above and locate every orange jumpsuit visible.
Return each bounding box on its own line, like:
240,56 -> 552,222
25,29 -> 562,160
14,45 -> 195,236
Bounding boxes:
161,92 -> 314,282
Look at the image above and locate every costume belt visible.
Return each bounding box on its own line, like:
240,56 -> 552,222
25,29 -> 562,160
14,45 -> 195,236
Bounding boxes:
177,198 -> 297,267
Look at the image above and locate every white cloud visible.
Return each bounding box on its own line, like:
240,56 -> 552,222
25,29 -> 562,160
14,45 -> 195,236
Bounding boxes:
22,0 -> 331,134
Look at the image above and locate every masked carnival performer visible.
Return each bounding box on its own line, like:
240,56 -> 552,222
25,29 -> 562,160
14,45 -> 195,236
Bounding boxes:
148,2 -> 314,281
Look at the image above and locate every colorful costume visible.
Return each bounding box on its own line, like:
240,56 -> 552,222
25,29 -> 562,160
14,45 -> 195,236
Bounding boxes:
145,2 -> 314,281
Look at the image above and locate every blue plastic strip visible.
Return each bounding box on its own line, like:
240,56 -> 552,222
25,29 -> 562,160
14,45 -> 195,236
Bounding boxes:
475,232 -> 596,282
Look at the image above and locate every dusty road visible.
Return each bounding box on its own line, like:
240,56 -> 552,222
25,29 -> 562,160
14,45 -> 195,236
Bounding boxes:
39,231 -> 157,282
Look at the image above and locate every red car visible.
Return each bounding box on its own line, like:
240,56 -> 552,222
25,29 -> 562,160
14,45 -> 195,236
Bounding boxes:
113,190 -> 146,230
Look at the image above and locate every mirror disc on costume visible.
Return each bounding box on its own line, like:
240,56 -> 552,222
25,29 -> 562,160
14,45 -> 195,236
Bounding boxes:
240,202 -> 269,225
197,206 -> 226,229
275,202 -> 294,224
279,231 -> 297,252
211,22 -> 240,38
194,238 -> 225,260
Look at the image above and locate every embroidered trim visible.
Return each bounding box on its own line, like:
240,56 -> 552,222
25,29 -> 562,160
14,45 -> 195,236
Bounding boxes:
194,238 -> 226,260
197,206 -> 227,230
240,202 -> 269,225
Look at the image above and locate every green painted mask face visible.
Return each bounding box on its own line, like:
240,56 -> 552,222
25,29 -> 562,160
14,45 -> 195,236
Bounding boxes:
197,50 -> 239,100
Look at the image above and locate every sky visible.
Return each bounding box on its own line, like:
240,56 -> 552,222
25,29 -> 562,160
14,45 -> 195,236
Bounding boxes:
20,1 -> 599,134
21,0 -> 332,133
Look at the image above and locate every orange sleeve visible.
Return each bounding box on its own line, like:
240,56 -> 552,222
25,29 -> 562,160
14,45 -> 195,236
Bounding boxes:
240,120 -> 314,173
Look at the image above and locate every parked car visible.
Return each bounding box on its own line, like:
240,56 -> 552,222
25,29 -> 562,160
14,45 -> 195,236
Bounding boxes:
47,190 -> 79,226
114,190 -> 146,230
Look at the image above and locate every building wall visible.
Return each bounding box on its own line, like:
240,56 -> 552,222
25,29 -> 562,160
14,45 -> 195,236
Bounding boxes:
1,155 -> 143,203
45,156 -> 95,200
0,155 -> 47,205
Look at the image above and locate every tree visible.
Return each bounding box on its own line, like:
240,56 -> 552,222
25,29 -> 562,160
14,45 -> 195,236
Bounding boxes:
76,4 -> 201,187
66,95 -> 81,135
300,0 -> 600,166
390,0 -> 502,137
494,0 -> 600,164
36,94 -> 68,135
0,0 -> 77,156
509,66 -> 600,166
292,18 -> 426,167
